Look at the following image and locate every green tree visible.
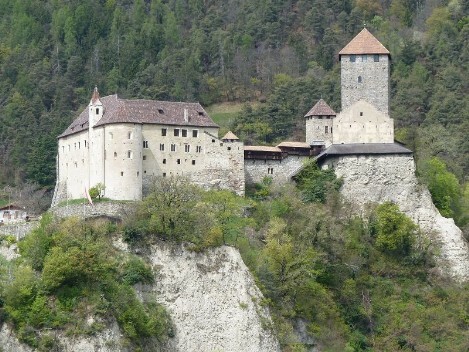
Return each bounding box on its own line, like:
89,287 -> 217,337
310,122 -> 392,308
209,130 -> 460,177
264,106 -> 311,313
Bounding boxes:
372,202 -> 417,256
419,157 -> 461,218
295,161 -> 342,203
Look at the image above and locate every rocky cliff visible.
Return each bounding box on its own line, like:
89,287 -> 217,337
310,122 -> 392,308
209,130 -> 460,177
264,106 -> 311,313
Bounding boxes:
0,240 -> 280,352
324,154 -> 469,281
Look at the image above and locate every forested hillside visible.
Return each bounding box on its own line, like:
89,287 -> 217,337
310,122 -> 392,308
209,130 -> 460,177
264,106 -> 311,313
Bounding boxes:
0,0 -> 467,210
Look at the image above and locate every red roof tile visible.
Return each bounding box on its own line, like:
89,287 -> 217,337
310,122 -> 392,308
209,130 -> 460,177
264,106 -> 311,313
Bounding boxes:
339,28 -> 390,56
304,99 -> 336,117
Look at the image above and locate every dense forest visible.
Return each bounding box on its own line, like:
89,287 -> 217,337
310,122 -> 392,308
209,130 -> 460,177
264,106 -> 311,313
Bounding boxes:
0,0 -> 467,186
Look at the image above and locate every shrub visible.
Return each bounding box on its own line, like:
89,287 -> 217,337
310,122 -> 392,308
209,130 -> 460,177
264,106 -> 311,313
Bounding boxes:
295,161 -> 342,203
121,257 -> 154,285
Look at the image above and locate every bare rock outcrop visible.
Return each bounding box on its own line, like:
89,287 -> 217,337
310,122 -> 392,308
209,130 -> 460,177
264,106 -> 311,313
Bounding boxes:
325,154 -> 469,281
142,243 -> 281,352
0,240 -> 280,351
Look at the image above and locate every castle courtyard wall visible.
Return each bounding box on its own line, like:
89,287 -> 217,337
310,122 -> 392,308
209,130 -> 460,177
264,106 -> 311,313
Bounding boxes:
332,100 -> 394,144
244,156 -> 308,185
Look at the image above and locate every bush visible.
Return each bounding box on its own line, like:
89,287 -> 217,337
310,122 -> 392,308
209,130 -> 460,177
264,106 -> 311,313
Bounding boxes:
372,202 -> 417,256
121,257 -> 154,285
295,161 -> 342,203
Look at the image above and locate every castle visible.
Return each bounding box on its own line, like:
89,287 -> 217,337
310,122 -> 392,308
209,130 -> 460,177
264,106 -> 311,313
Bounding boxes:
53,28 -> 411,204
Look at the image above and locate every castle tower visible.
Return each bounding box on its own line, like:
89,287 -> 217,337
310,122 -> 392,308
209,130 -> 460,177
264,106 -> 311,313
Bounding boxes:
305,99 -> 336,147
88,87 -> 105,191
339,28 -> 390,115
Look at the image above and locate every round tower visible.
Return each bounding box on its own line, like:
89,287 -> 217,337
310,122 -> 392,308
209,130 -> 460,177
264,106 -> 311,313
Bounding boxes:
305,99 -> 336,147
88,87 -> 105,191
339,28 -> 390,115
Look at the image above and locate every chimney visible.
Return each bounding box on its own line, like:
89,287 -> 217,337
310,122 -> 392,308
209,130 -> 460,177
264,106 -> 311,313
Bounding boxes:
184,108 -> 189,122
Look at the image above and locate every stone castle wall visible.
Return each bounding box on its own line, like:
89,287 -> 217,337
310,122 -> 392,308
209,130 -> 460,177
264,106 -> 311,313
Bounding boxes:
322,154 -> 469,281
305,116 -> 333,146
341,54 -> 389,115
245,155 -> 308,185
190,134 -> 245,196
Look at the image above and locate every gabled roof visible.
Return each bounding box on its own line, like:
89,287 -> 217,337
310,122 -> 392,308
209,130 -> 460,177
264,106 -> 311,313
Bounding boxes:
222,131 -> 239,140
59,94 -> 218,138
305,99 -> 336,117
339,28 -> 390,57
276,141 -> 310,149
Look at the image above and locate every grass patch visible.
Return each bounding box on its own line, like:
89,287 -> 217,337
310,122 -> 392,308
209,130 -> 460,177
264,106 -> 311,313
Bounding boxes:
206,102 -> 260,128
0,198 -> 9,207
56,198 -> 113,207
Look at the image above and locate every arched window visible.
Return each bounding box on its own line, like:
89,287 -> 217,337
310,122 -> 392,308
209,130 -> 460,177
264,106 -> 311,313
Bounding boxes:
358,76 -> 362,83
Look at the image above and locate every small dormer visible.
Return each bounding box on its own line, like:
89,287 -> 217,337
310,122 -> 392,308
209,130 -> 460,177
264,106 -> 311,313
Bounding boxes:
89,86 -> 103,128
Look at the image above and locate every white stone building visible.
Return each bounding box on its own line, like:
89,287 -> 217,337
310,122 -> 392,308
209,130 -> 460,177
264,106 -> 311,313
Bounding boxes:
53,28 -> 407,202
53,90 -> 244,204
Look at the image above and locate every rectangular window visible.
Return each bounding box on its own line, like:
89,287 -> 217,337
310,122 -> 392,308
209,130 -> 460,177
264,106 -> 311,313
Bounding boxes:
182,129 -> 187,137
171,144 -> 176,152
196,146 -> 202,153
160,143 -> 164,151
163,158 -> 166,164
127,150 -> 133,159
192,130 -> 198,138
163,172 -> 166,177
177,159 -> 181,164
84,140 -> 87,147
143,140 -> 149,148
121,172 -> 124,176
192,160 -> 196,165
128,132 -> 132,139
350,55 -> 356,62
161,128 -> 167,136
62,146 -> 64,153
268,167 -> 274,174
374,54 -> 379,62
78,142 -> 80,149
143,155 -> 147,160
185,145 -> 190,152
325,126 -> 329,134
174,129 -> 180,137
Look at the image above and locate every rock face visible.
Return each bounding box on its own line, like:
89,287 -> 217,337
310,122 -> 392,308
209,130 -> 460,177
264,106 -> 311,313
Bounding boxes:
144,243 -> 281,352
323,154 -> 469,281
0,240 -> 280,351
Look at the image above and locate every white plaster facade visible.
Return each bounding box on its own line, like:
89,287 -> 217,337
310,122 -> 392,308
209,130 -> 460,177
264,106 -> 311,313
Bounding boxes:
332,100 -> 394,144
54,93 -> 245,205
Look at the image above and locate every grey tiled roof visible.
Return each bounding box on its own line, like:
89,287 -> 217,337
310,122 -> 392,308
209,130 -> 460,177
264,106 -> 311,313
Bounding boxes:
316,143 -> 412,163
58,95 -> 218,138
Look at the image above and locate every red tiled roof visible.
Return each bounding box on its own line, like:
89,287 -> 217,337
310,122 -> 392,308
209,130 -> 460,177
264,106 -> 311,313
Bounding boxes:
59,95 -> 218,138
304,99 -> 336,117
339,28 -> 390,56
91,86 -> 101,104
